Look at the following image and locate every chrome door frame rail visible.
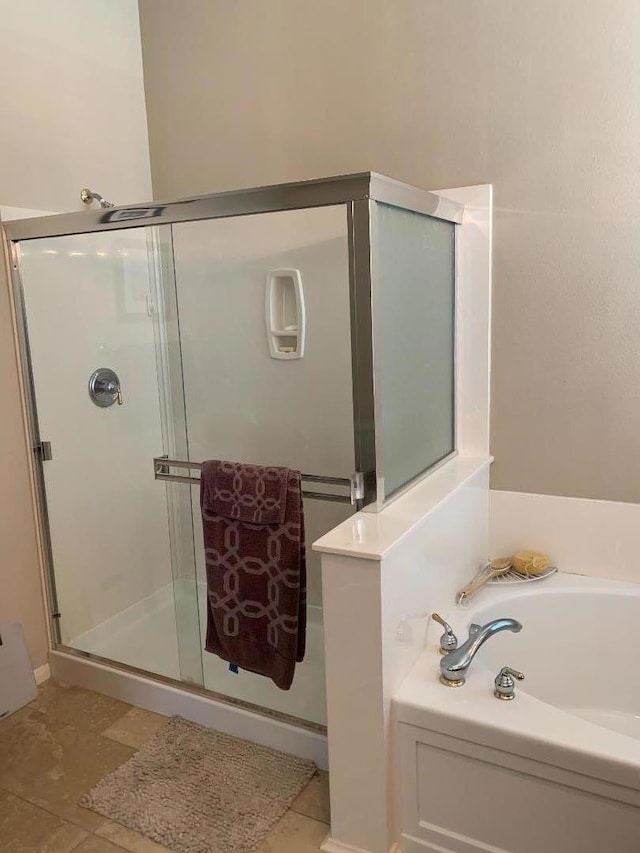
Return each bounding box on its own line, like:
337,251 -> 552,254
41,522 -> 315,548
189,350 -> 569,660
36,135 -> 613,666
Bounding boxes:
3,172 -> 463,242
0,220 -> 62,645
153,456 -> 365,505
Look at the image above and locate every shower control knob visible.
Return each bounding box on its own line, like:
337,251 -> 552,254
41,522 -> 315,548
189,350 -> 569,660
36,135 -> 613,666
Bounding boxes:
494,666 -> 525,700
88,368 -> 122,408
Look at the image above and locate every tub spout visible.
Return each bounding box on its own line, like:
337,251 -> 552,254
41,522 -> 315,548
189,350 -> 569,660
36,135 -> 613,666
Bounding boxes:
440,618 -> 522,686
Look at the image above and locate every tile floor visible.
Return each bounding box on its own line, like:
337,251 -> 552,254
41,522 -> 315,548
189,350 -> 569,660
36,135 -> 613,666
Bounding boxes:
0,681 -> 330,852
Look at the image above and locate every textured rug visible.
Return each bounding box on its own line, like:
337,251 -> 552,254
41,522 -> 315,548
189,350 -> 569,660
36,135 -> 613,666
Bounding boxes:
80,716 -> 316,853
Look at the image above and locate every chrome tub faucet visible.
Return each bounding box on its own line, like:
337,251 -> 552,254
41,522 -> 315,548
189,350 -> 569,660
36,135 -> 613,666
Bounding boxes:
437,617 -> 522,686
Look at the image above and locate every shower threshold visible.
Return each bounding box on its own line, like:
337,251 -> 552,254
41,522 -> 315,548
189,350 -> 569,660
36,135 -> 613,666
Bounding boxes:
52,584 -> 328,768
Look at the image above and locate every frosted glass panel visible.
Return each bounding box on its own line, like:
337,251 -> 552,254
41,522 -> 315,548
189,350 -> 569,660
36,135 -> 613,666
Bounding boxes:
375,203 -> 455,498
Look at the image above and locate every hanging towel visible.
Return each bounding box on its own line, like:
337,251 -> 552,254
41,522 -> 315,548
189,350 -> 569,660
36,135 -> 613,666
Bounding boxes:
200,460 -> 306,690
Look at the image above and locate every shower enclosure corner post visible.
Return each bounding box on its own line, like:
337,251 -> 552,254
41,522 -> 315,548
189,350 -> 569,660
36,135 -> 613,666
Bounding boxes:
347,198 -> 377,509
0,220 -> 62,649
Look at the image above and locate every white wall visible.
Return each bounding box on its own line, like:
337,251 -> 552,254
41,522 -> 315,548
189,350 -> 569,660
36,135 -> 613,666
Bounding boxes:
139,0 -> 640,505
0,208 -> 51,672
0,0 -> 151,211
0,0 -> 152,668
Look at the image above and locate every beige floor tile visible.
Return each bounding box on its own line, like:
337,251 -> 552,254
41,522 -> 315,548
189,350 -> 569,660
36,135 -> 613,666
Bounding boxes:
95,819 -> 174,852
0,681 -> 131,736
0,788 -> 88,852
254,810 -> 329,853
290,770 -> 330,824
72,837 -> 128,853
0,712 -> 135,831
101,707 -> 168,749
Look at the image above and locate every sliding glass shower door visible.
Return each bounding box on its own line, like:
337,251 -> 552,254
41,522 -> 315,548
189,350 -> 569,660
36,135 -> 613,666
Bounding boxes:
162,205 -> 356,725
18,225 -> 203,686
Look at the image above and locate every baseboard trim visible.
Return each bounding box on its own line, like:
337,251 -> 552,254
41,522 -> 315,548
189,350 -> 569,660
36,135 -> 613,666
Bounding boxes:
321,836 -> 377,853
400,828 -> 506,853
49,650 -> 328,769
321,836 -> 401,853
33,663 -> 50,685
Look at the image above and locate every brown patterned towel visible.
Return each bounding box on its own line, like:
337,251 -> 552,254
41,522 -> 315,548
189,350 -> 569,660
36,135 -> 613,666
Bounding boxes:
201,461 -> 306,690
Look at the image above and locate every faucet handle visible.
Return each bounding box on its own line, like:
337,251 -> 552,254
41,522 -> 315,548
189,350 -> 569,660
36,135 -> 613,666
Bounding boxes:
494,666 -> 525,700
431,613 -> 458,655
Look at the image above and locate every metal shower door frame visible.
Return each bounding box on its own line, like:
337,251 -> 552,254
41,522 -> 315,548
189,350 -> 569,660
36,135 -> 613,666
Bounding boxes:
1,173 -> 464,728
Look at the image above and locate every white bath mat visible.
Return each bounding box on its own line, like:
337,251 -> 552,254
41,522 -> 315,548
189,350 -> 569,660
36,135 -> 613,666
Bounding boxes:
80,715 -> 316,853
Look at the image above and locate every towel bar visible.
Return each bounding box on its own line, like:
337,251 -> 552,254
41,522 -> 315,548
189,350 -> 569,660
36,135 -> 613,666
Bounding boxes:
153,457 -> 365,505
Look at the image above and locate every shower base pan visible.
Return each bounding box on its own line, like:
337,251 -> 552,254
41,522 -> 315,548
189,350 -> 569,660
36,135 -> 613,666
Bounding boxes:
66,583 -> 327,728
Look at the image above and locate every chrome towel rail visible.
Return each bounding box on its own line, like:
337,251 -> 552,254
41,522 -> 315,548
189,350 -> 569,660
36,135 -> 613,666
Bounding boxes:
153,457 -> 365,505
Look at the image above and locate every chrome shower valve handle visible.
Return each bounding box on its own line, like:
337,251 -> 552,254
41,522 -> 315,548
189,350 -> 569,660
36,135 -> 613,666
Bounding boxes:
431,613 -> 458,655
88,368 -> 123,408
494,666 -> 525,700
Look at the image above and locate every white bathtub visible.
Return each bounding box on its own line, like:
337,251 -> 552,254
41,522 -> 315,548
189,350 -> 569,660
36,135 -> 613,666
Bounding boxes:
393,573 -> 640,853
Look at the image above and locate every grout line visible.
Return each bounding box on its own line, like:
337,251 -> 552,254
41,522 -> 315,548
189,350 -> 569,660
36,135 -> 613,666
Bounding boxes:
289,804 -> 331,823
0,784 -> 93,847
67,831 -> 91,852
288,770 -> 330,824
86,830 -> 135,852
0,777 -> 105,838
281,807 -> 331,829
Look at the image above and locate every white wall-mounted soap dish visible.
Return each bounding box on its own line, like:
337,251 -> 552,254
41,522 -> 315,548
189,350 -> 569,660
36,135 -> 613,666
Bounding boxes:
265,268 -> 306,360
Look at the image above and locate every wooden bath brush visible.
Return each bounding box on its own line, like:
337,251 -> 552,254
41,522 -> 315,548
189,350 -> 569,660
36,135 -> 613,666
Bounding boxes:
456,557 -> 513,604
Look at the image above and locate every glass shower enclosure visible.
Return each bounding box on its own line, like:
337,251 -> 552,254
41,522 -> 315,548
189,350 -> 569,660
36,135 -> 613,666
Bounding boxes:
2,173 -> 462,732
